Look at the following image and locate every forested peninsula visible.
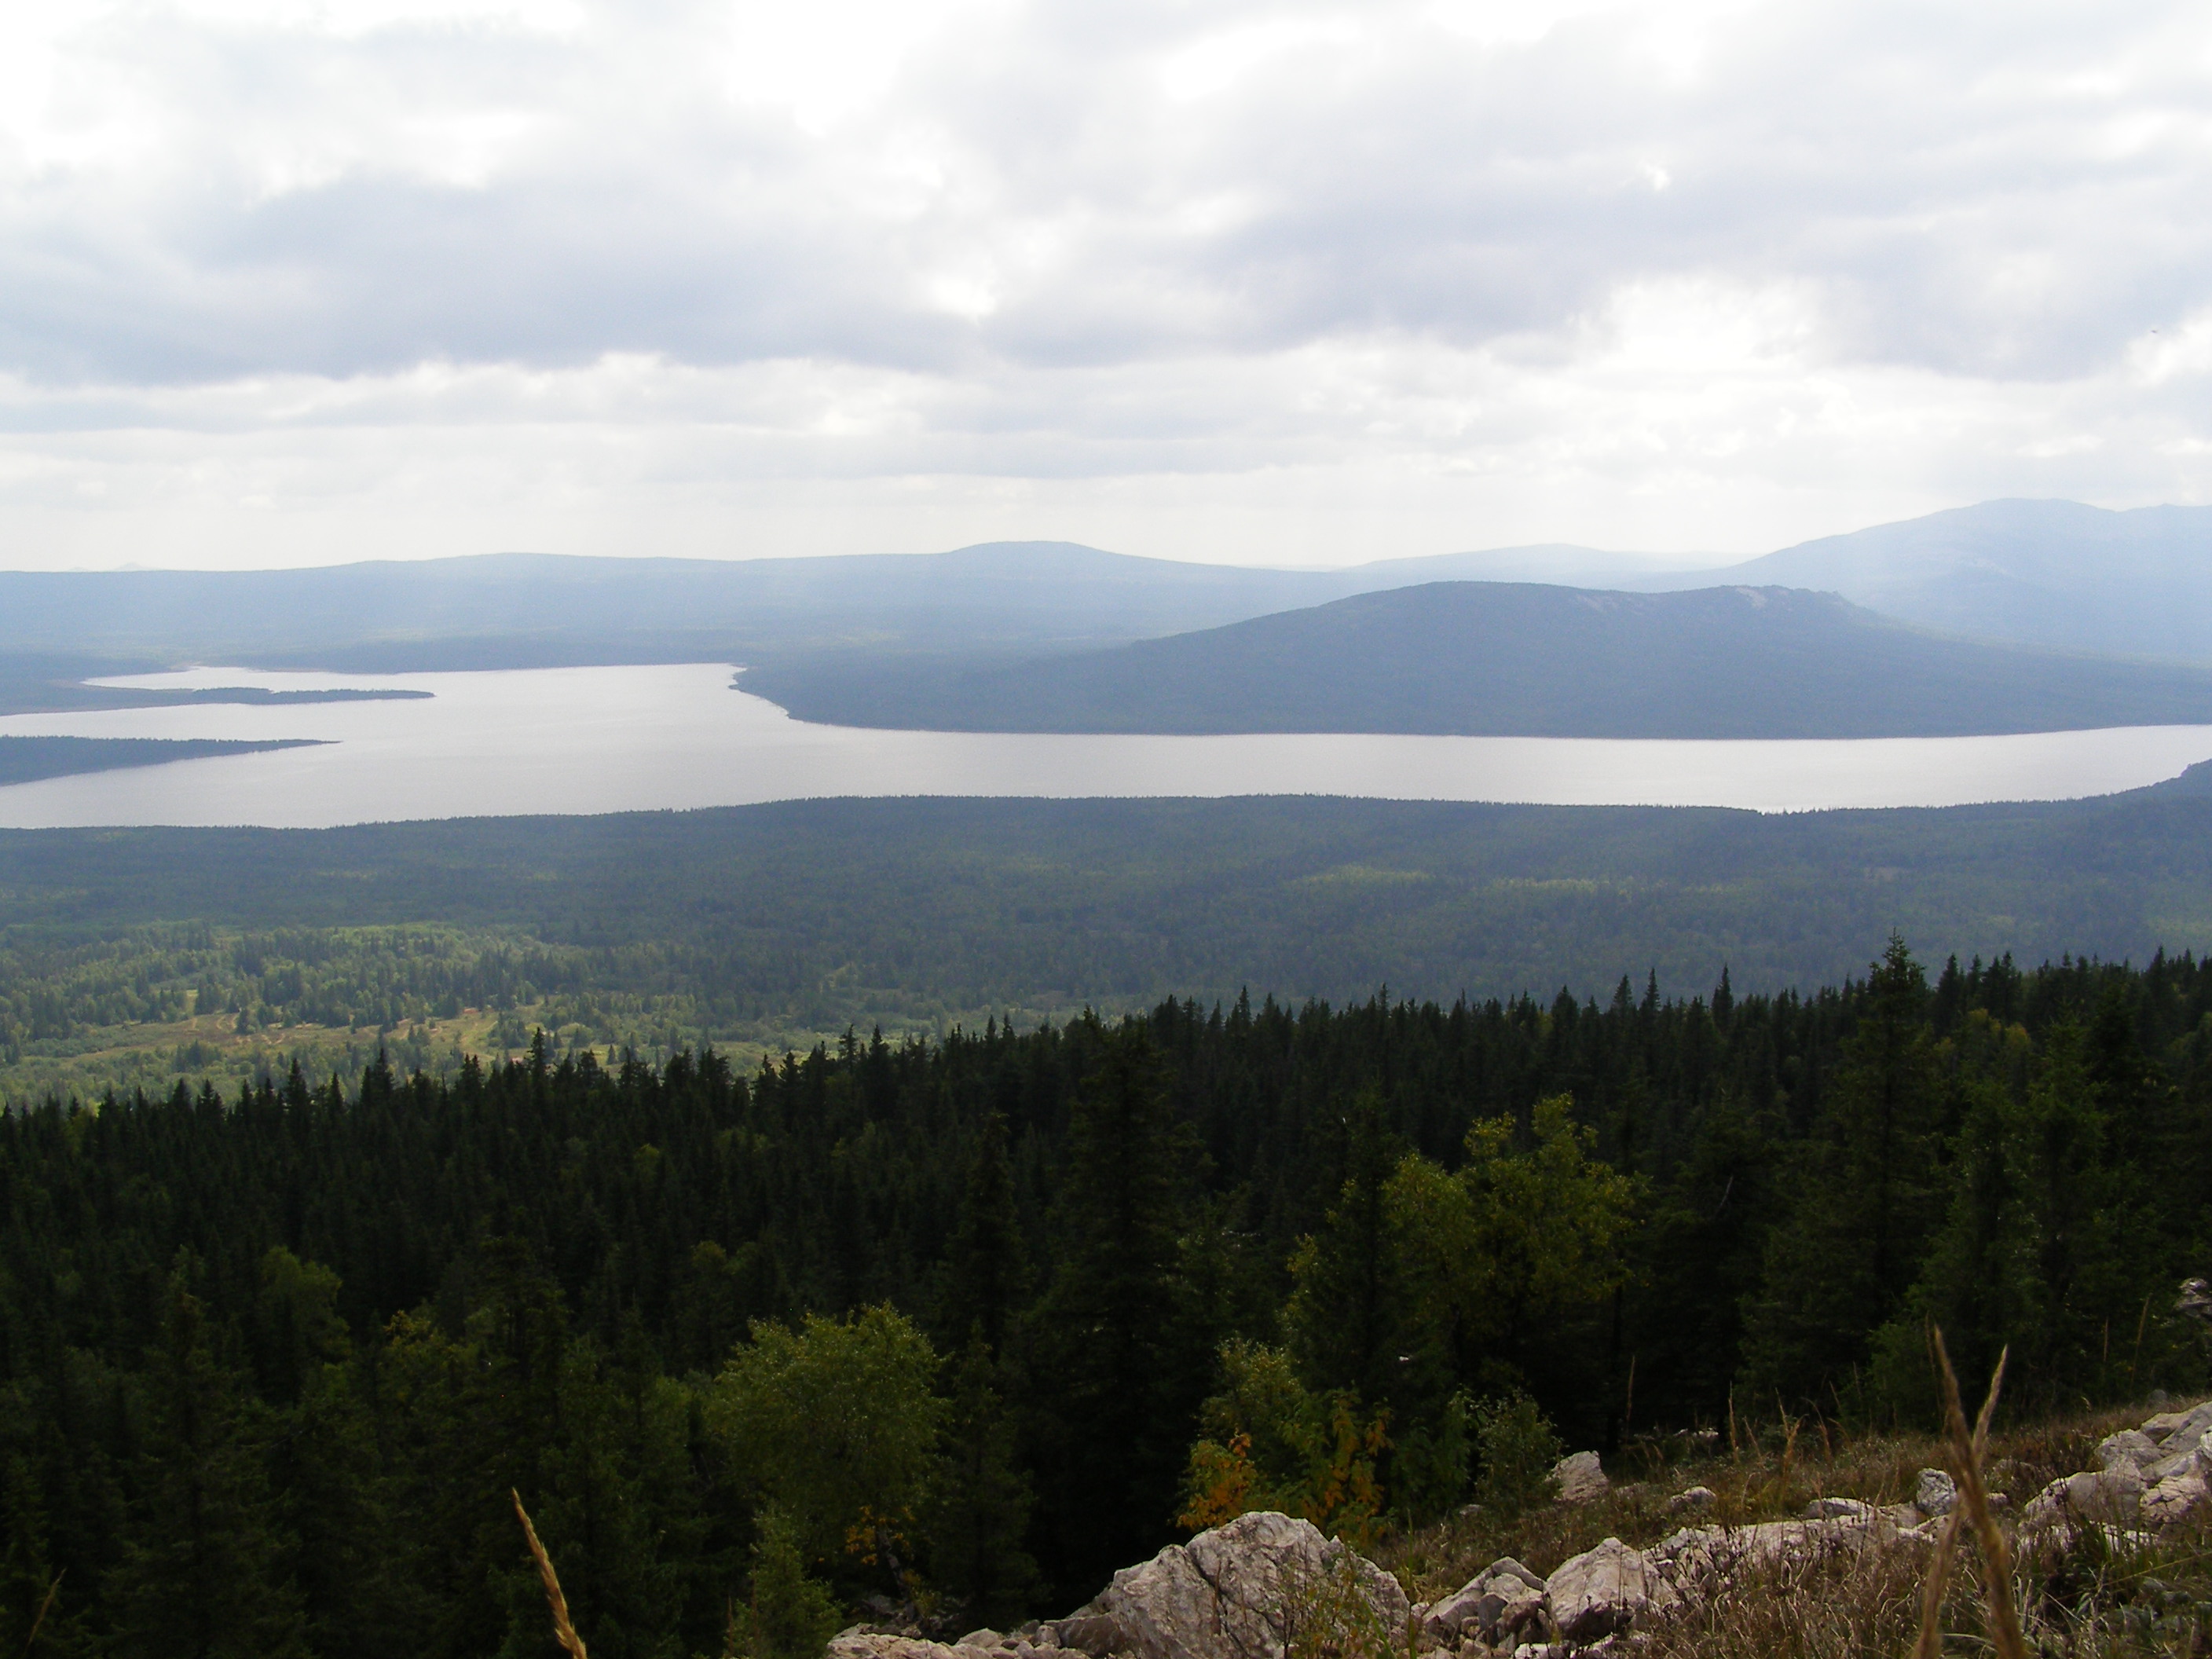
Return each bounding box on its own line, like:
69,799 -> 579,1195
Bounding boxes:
0,735 -> 324,786
4,943 -> 2210,1656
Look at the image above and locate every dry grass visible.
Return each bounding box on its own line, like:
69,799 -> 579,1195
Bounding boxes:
1920,1332 -> 2023,1659
513,1489 -> 590,1659
1375,1386 -> 2212,1658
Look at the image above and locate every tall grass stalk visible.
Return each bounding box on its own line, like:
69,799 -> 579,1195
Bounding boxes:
513,1489 -> 590,1659
1921,1331 -> 2026,1659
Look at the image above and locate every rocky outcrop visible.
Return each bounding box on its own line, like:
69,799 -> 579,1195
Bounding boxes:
1417,1557 -> 1545,1649
2024,1396 -> 2212,1534
1546,1537 -> 1680,1642
836,1390 -> 2212,1659
832,1512 -> 1412,1659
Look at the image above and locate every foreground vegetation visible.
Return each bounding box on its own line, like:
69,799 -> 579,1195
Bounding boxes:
4,940 -> 2211,1656
1379,1397 -> 2212,1657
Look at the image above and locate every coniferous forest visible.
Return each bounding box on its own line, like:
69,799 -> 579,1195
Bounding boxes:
5,941 -> 2212,1655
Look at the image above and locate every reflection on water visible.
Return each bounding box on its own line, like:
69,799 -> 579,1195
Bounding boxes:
0,663 -> 2205,830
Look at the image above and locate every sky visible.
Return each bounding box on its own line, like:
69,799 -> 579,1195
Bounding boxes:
0,0 -> 2208,571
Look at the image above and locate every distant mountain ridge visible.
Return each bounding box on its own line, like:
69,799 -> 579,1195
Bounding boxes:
1645,500 -> 2212,662
741,580 -> 2212,739
4,499 -> 2209,733
0,541 -> 1693,671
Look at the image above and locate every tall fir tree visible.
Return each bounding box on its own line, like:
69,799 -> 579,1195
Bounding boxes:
1741,937 -> 1946,1410
1030,1023 -> 1205,1597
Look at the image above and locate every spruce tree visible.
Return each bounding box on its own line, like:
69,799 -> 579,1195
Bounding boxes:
940,1113 -> 1027,1363
1282,1093 -> 1405,1413
928,1338 -> 1042,1628
104,1265 -> 309,1659
1741,937 -> 1946,1410
1031,1023 -> 1203,1596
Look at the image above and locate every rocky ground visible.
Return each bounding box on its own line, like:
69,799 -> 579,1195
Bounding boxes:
833,1395 -> 2212,1659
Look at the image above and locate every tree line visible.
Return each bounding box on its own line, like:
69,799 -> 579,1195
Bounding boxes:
3,941 -> 2210,1656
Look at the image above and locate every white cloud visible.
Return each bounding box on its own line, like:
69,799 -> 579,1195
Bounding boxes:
0,0 -> 2209,567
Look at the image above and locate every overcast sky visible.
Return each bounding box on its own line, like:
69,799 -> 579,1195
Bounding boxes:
1,0 -> 2207,569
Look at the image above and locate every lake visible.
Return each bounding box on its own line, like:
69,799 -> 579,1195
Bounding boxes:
0,663 -> 2207,829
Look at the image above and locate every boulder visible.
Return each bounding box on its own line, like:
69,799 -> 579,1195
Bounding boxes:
2023,1464 -> 2146,1531
2140,1400 -> 2212,1448
1078,1544 -> 1218,1659
1649,1509 -> 1898,1578
1801,1496 -> 1873,1521
1057,1511 -> 1408,1659
2097,1430 -> 2163,1472
1551,1451 -> 1610,1505
2175,1279 -> 2212,1331
1544,1537 -> 1679,1643
2144,1427 -> 2212,1488
2144,1470 -> 2209,1525
1666,1485 -> 1716,1514
1914,1467 -> 1957,1518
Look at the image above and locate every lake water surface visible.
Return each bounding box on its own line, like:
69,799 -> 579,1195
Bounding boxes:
0,663 -> 2207,829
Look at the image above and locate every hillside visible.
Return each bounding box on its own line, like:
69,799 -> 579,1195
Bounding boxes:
742,580 -> 2212,738
1646,499 -> 2212,662
0,541 -> 1690,686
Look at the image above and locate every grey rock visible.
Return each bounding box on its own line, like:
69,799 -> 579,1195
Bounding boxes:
1545,1536 -> 1679,1643
1422,1558 -> 1546,1647
1478,1584 -> 1551,1648
2144,1470 -> 2209,1524
1551,1451 -> 1610,1505
2144,1425 -> 2212,1487
1649,1510 -> 1898,1575
830,1638 -> 972,1659
1481,1558 -> 1547,1595
1064,1511 -> 1408,1659
2023,1464 -> 2146,1531
1666,1485 -> 1716,1514
1802,1496 -> 1873,1520
2176,1278 -> 2212,1328
2097,1430 -> 2163,1471
1914,1467 -> 1957,1517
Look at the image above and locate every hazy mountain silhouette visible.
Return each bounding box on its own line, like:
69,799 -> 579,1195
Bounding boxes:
1642,500 -> 2212,662
742,580 -> 2212,739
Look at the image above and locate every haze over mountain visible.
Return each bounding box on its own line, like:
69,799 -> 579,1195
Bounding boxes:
741,581 -> 2212,741
5,498 -> 2210,738
1646,500 -> 2212,663
1,540 -> 1727,668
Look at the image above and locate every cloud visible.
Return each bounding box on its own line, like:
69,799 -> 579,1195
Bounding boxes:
0,0 -> 2207,565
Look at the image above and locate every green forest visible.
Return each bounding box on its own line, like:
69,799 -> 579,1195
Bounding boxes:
9,784 -> 2212,1104
5,940 -> 2210,1656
